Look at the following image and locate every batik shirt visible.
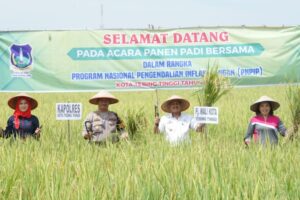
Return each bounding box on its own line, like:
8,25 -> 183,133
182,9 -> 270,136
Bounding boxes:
4,115 -> 39,138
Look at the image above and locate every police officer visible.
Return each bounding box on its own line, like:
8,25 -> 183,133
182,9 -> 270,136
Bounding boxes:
82,90 -> 128,143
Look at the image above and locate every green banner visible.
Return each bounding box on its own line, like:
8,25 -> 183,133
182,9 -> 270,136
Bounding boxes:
0,27 -> 300,91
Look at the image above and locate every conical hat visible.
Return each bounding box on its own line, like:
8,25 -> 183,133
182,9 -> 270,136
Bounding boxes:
89,90 -> 119,105
161,95 -> 190,113
250,95 -> 280,112
8,93 -> 38,110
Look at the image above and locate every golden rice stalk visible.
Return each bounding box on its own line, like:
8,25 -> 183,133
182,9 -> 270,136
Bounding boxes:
196,63 -> 232,107
124,108 -> 147,139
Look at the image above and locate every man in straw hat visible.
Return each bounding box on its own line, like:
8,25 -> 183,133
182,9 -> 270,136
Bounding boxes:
244,95 -> 287,146
154,95 -> 204,144
1,93 -> 41,139
82,90 -> 128,143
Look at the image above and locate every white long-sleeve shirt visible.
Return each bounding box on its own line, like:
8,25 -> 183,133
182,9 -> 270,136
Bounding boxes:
158,113 -> 199,144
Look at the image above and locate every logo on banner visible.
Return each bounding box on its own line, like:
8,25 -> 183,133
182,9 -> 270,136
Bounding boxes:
10,44 -> 33,78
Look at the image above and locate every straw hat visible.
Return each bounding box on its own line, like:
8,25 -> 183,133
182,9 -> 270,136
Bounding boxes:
161,95 -> 190,113
250,95 -> 280,112
8,93 -> 38,110
89,90 -> 119,105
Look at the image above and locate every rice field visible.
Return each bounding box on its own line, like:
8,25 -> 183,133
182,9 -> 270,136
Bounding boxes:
0,86 -> 300,199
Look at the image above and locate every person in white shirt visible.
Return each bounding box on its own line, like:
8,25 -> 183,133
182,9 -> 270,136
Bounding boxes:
154,95 -> 203,144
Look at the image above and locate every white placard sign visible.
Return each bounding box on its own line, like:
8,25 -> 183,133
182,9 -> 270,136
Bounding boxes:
56,103 -> 82,120
194,106 -> 218,124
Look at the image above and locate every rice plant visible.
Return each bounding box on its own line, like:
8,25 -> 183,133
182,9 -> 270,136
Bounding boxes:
195,63 -> 232,106
0,87 -> 300,199
286,84 -> 300,140
123,108 -> 147,139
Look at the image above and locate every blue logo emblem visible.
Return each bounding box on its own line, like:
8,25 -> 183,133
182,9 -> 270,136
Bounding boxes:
10,44 -> 33,69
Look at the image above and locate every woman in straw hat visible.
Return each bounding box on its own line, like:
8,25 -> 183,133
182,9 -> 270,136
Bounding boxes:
1,93 -> 41,139
82,90 -> 128,143
244,96 -> 287,146
154,95 -> 203,144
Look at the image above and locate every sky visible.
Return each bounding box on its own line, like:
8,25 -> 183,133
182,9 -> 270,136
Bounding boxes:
0,0 -> 299,30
